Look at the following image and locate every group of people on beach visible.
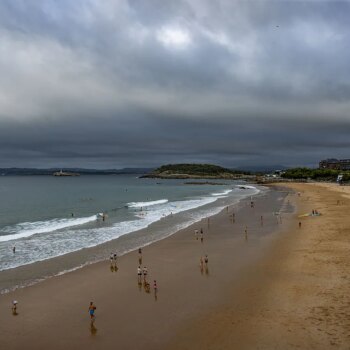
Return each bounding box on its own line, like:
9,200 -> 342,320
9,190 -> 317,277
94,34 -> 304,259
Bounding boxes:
11,192 -> 288,334
137,265 -> 148,282
88,247 -> 159,328
194,226 -> 210,274
136,248 -> 158,296
194,228 -> 204,242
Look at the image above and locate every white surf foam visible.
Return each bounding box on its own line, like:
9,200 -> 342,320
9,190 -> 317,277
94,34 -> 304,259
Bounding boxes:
0,215 -> 98,242
211,189 -> 232,196
237,185 -> 258,190
127,199 -> 168,208
0,196 -> 220,271
0,186 -> 262,272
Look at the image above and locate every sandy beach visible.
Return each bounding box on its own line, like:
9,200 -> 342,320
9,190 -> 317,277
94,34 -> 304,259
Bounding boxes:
1,183 -> 349,349
168,183 -> 350,349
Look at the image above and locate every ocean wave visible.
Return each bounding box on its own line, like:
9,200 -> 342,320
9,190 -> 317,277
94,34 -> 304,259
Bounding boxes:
127,199 -> 168,208
0,196 -> 220,271
0,215 -> 97,242
211,189 -> 232,196
0,186 -> 261,272
237,185 -> 257,190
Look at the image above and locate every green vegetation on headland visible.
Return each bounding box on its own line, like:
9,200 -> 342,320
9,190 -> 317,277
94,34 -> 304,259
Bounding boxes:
281,168 -> 350,181
140,164 -> 252,179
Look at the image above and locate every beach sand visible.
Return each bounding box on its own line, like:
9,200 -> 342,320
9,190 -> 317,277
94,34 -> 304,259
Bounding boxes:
1,183 -> 349,349
167,183 -> 350,350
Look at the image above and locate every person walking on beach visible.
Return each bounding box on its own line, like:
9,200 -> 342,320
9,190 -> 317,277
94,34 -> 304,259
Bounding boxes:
143,266 -> 148,282
137,266 -> 142,283
138,248 -> 142,265
109,253 -> 114,270
153,280 -> 158,299
12,300 -> 18,315
194,229 -> 199,240
200,228 -> 204,243
299,221 -> 302,229
88,302 -> 96,323
204,255 -> 209,275
113,253 -> 118,270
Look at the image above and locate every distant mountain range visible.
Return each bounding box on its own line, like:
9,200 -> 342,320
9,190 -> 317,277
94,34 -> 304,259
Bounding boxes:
0,168 -> 155,176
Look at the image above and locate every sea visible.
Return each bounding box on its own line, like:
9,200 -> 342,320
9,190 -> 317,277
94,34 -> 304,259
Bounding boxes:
0,175 -> 261,293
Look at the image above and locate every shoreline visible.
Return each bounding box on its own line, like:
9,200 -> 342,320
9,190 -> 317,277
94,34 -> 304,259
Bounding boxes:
0,185 -> 289,349
167,182 -> 350,349
0,185 -> 261,294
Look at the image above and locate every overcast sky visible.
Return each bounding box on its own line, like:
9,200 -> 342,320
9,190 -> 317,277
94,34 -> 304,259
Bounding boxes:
0,0 -> 350,169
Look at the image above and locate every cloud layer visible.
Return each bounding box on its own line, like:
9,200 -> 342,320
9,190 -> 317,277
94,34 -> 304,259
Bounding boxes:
1,0 -> 350,168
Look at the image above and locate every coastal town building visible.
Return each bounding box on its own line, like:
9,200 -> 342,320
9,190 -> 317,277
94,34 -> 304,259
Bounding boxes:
319,158 -> 350,170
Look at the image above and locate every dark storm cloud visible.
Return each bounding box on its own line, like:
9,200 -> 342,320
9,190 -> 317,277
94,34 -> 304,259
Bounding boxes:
0,0 -> 350,168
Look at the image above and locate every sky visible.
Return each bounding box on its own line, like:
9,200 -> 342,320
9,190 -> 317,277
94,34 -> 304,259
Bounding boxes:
1,0 -> 350,169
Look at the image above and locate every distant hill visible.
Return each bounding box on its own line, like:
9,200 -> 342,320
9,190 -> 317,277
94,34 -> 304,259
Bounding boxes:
141,163 -> 251,179
0,168 -> 154,176
235,165 -> 288,173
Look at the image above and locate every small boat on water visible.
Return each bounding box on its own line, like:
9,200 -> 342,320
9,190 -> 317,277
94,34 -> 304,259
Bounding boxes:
53,170 -> 80,176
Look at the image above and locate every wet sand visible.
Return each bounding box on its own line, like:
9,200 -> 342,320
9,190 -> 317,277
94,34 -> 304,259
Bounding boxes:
0,186 -> 289,349
2,183 -> 350,349
167,183 -> 350,349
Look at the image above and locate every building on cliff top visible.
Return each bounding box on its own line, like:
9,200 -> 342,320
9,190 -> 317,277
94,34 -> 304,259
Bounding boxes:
319,159 -> 350,170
